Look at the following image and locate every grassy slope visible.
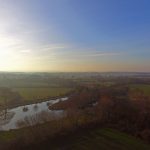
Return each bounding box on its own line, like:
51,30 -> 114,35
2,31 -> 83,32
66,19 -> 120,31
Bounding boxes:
56,128 -> 150,150
0,128 -> 150,149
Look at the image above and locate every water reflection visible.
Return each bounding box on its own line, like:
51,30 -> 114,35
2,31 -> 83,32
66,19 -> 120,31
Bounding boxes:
22,106 -> 29,112
33,104 -> 38,111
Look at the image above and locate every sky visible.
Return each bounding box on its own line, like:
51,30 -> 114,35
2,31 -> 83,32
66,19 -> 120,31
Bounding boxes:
0,0 -> 150,72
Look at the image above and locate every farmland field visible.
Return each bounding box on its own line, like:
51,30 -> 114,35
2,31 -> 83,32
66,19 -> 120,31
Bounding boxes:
129,84 -> 150,96
13,87 -> 72,101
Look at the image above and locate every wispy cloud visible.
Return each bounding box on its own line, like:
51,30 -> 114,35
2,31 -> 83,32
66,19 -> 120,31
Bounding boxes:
42,44 -> 68,51
19,50 -> 31,53
48,49 -> 123,58
84,51 -> 122,57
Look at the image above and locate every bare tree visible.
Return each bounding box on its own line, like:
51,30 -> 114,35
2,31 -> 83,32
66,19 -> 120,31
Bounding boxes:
0,88 -> 11,119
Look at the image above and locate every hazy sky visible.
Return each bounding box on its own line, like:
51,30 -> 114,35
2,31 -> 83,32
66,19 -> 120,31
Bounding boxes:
0,0 -> 150,72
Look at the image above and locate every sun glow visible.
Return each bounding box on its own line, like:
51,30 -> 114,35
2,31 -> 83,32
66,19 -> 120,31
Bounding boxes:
0,49 -> 21,71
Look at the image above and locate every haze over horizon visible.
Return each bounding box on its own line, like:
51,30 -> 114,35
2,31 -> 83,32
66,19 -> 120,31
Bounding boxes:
0,0 -> 150,72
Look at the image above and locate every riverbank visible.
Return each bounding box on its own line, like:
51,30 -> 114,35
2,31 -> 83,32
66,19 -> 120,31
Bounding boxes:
1,92 -> 72,111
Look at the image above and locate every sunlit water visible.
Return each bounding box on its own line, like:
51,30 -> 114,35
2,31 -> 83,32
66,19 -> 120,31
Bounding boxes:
0,97 -> 68,131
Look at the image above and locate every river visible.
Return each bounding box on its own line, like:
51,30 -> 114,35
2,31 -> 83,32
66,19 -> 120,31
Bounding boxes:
0,97 -> 68,131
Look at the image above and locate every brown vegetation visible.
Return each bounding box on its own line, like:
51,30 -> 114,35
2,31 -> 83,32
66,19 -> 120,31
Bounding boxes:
1,83 -> 150,149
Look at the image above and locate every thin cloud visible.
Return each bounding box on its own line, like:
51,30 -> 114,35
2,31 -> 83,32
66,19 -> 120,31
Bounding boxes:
19,50 -> 31,53
49,50 -> 123,58
42,44 -> 69,51
84,52 -> 122,57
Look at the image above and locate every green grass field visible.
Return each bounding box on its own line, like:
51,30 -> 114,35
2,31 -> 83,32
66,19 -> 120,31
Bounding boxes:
13,87 -> 72,101
129,84 -> 150,96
